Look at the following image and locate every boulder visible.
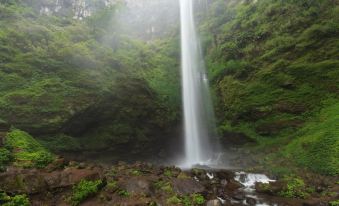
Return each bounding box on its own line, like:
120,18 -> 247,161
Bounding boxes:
119,177 -> 151,195
0,169 -> 46,194
0,167 -> 103,194
171,178 -> 205,195
45,167 -> 102,189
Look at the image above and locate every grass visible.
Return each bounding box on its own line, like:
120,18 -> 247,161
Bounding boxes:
283,100 -> 339,175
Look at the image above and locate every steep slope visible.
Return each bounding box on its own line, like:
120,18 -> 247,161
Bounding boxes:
200,0 -> 339,175
0,2 -> 181,155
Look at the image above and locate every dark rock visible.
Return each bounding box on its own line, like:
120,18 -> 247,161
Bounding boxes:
225,179 -> 242,192
171,178 -> 205,195
232,192 -> 245,201
256,119 -> 304,135
274,102 -> 307,114
255,180 -> 286,195
246,197 -> 257,205
221,132 -> 256,145
240,107 -> 272,121
280,81 -> 295,89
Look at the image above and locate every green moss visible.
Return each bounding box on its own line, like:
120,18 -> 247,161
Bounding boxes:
5,129 -> 54,168
70,179 -> 103,206
154,180 -> 173,194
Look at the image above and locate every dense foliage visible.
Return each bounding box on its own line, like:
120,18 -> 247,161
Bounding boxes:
199,0 -> 339,175
0,2 -> 180,154
0,0 -> 338,177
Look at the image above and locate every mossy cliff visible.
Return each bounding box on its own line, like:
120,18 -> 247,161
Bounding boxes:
199,0 -> 339,175
0,2 -> 180,155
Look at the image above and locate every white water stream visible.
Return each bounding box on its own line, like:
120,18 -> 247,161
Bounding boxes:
179,0 -> 218,168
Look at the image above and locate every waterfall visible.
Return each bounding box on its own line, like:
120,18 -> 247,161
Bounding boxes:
179,0 -> 218,167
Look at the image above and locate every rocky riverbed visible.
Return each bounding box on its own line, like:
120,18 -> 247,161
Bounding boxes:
0,158 -> 338,206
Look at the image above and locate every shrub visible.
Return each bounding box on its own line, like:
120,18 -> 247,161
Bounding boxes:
278,177 -> 310,199
70,180 -> 103,206
0,192 -> 30,206
5,129 -> 54,168
329,200 -> 339,206
33,151 -> 54,168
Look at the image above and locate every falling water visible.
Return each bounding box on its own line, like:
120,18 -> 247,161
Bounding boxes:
180,0 -> 218,167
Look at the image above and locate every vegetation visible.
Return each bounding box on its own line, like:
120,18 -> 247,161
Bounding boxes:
5,129 -> 54,168
0,192 -> 30,206
278,176 -> 311,199
70,180 -> 103,206
0,1 -> 180,156
200,0 -> 339,176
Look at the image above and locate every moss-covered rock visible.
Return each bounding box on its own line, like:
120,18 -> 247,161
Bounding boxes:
5,129 -> 54,168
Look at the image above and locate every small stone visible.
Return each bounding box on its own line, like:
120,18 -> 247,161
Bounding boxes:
206,199 -> 222,206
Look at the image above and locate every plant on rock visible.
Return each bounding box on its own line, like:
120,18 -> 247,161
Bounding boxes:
0,192 -> 30,206
70,179 -> 103,206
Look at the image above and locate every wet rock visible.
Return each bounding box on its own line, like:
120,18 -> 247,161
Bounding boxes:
246,196 -> 257,205
232,192 -> 245,201
255,180 -> 285,195
206,199 -> 222,206
171,178 -> 205,195
225,179 -> 242,191
221,131 -> 257,145
303,200 -> 327,206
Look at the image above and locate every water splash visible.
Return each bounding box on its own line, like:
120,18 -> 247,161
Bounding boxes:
179,0 -> 218,168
